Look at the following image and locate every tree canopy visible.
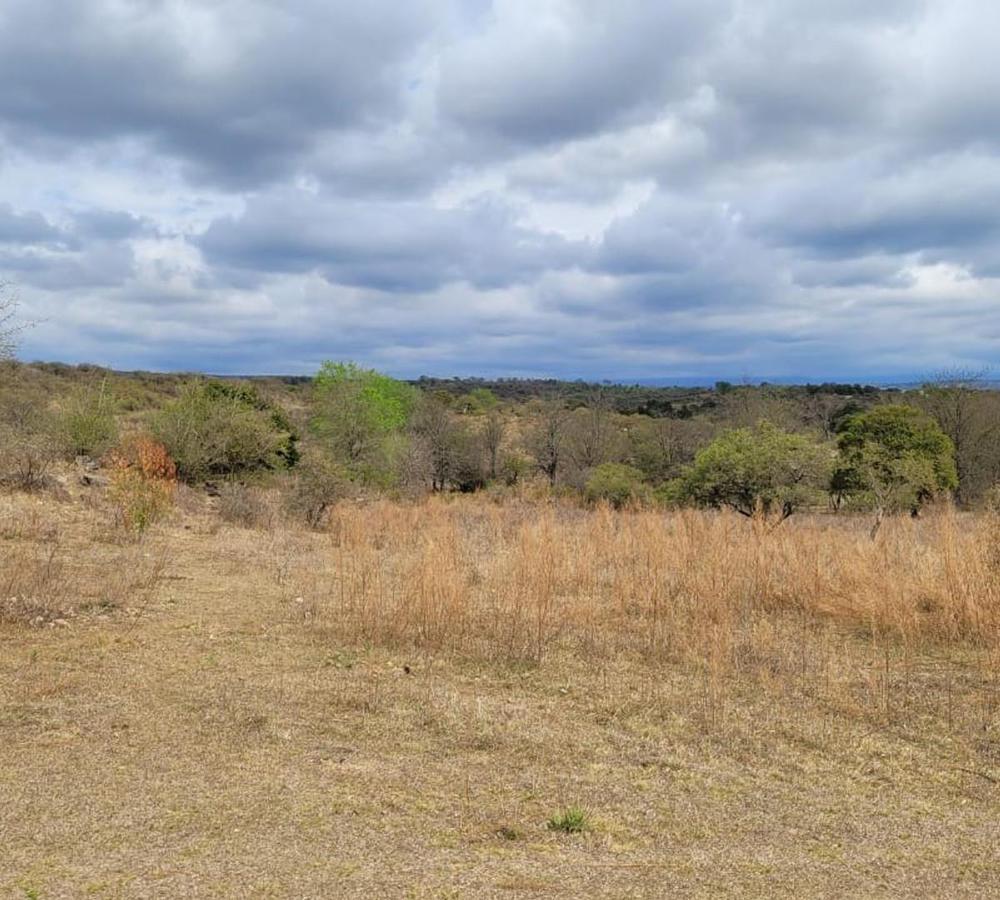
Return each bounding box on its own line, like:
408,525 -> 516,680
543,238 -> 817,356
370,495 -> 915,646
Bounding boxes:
312,361 -> 417,482
679,422 -> 833,519
832,404 -> 957,518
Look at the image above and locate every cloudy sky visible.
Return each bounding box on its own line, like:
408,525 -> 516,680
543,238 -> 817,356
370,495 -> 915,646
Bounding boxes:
1,0 -> 998,381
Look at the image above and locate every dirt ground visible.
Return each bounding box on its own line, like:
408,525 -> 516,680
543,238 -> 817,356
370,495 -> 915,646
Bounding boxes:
2,493 -> 999,898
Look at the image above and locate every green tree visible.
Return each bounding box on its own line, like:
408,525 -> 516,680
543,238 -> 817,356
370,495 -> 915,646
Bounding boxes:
833,404 -> 957,535
679,422 -> 833,520
459,387 -> 499,415
312,361 -> 416,483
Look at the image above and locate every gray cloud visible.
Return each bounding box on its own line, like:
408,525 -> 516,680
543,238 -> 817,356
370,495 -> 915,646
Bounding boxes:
2,0 -> 1000,380
0,204 -> 63,245
437,1 -> 728,144
0,0 -> 438,185
198,188 -> 587,291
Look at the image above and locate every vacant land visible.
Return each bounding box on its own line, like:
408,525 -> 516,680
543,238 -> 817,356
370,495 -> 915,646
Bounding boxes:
2,484 -> 999,898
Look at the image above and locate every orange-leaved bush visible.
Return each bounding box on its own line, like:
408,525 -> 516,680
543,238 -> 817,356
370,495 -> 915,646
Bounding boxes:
105,435 -> 177,533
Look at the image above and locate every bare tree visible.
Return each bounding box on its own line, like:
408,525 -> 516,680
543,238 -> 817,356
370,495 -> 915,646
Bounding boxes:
526,400 -> 570,485
0,282 -> 21,361
917,368 -> 1000,504
482,408 -> 505,480
566,388 -> 621,474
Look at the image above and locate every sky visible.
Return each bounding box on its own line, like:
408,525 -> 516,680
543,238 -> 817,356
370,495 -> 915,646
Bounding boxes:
1,0 -> 999,381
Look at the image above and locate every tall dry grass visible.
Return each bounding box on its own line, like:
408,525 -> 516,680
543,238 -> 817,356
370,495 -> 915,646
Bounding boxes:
289,498 -> 1000,667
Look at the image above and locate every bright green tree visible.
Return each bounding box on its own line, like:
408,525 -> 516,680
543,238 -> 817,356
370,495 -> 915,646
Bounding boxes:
312,361 -> 417,483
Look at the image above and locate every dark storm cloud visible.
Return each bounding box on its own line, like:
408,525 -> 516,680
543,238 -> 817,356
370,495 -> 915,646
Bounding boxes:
3,0 -> 1000,378
744,153 -> 1000,269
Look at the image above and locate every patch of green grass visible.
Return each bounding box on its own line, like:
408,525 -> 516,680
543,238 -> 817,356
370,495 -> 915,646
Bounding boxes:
547,806 -> 589,834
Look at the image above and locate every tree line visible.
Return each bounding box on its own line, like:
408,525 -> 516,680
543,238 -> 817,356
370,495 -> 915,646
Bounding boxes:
2,351 -> 998,531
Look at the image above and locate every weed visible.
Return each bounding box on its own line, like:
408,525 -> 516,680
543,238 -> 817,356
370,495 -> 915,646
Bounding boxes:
547,807 -> 589,834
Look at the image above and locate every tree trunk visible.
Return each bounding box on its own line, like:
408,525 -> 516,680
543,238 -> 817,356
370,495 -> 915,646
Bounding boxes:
869,507 -> 884,541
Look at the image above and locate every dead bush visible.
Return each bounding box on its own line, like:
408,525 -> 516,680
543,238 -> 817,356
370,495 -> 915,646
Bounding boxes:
105,435 -> 177,534
218,482 -> 272,529
283,451 -> 350,528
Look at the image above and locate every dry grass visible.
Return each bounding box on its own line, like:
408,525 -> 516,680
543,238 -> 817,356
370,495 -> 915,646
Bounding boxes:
295,498 -> 1000,660
1,489 -> 999,897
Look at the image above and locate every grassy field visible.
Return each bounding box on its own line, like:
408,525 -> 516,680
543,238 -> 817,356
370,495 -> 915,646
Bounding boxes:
2,481 -> 999,898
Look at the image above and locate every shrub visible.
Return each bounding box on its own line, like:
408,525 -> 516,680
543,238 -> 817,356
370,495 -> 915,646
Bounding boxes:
105,436 -> 177,533
584,463 -> 647,509
218,482 -> 271,529
312,361 -> 416,482
56,380 -> 118,458
284,451 -> 350,528
0,395 -> 59,491
151,381 -> 297,482
499,452 -> 531,487
0,431 -> 58,491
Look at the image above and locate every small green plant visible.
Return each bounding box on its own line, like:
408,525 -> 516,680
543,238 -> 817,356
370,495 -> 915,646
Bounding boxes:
547,806 -> 589,834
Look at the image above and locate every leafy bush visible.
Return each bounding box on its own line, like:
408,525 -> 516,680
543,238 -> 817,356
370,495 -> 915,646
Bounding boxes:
202,381 -> 299,467
312,361 -> 416,483
833,404 -> 957,515
499,452 -> 531,487
151,381 -> 297,482
584,463 -> 647,508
